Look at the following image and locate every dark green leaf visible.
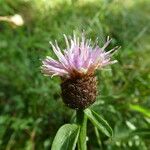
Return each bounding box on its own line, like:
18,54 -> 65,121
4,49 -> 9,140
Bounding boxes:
51,124 -> 79,150
84,109 -> 113,137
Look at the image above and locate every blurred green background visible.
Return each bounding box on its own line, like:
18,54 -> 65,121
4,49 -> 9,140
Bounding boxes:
0,0 -> 150,149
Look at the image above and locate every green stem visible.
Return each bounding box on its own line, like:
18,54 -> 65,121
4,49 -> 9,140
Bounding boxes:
94,127 -> 103,150
76,109 -> 87,150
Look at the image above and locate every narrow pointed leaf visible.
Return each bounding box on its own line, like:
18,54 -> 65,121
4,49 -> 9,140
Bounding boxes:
129,104 -> 150,118
84,108 -> 113,137
51,124 -> 79,150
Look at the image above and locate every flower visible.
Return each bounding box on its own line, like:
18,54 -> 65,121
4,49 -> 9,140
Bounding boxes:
41,33 -> 119,109
41,34 -> 119,79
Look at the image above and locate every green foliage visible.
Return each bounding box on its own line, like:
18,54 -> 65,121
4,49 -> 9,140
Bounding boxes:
51,124 -> 79,150
0,0 -> 150,149
84,109 -> 113,137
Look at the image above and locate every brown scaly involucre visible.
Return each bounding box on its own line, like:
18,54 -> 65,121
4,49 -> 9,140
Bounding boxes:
61,75 -> 97,109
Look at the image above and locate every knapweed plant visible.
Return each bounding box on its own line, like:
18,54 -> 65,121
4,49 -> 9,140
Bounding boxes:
41,33 -> 119,150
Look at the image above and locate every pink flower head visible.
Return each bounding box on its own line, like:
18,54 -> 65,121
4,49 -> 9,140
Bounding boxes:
41,34 -> 119,78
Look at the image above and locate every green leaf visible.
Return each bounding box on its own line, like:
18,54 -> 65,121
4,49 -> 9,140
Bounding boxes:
51,124 -> 79,150
129,104 -> 150,118
84,108 -> 113,137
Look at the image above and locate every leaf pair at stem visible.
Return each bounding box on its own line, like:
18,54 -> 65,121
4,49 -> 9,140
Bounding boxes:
51,108 -> 113,150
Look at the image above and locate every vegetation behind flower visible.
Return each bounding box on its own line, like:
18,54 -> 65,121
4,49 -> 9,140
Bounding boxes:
0,0 -> 150,149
